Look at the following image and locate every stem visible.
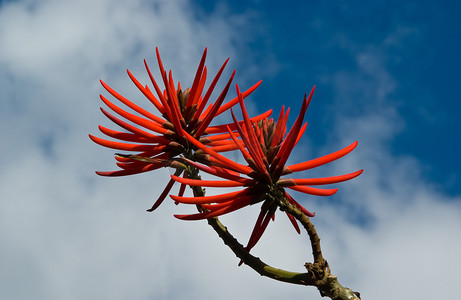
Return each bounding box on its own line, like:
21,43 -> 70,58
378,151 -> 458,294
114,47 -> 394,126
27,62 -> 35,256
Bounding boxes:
206,216 -> 314,285
277,198 -> 361,299
180,161 -> 361,299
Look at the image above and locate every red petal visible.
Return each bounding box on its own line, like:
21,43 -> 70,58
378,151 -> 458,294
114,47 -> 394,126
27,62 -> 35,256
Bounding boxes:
279,169 -> 363,186
284,141 -> 359,174
181,157 -> 251,184
192,67 -> 208,112
187,48 -> 208,107
246,208 -> 274,252
89,134 -> 165,152
230,102 -> 266,174
271,106 -> 287,147
170,175 -> 249,187
287,185 -> 338,196
160,69 -> 183,136
147,169 -> 183,212
100,79 -> 165,125
177,172 -> 188,198
285,212 -> 301,234
174,197 -> 251,220
194,70 -> 236,138
217,80 -> 262,115
95,163 -> 163,177
226,123 -> 253,163
201,132 -> 233,142
144,58 -> 172,119
284,192 -> 316,217
205,138 -> 244,148
294,122 -> 308,146
167,70 -> 184,131
99,97 -> 168,135
170,189 -> 249,204
193,57 -> 230,118
201,195 -> 253,211
209,143 -> 242,153
205,109 -> 272,134
182,130 -> 252,174
126,70 -> 164,113
98,125 -> 153,143
273,88 -> 314,174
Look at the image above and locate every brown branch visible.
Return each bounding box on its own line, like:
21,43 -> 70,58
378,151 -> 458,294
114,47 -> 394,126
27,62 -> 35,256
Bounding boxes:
207,217 -> 314,285
180,161 -> 361,299
277,197 -> 361,299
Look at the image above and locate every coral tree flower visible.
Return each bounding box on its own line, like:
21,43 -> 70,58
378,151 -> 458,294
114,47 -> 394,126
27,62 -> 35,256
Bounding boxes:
89,48 -> 270,211
169,86 -> 363,252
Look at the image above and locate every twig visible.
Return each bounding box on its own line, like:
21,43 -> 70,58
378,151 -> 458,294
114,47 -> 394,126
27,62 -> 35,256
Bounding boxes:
182,161 -> 361,299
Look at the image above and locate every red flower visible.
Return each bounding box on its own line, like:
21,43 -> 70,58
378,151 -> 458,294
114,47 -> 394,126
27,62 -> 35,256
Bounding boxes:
89,48 -> 271,211
169,86 -> 362,252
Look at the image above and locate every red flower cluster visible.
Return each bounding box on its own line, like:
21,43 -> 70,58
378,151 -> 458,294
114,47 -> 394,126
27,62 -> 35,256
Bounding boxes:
90,49 -> 362,252
169,86 -> 362,252
90,48 -> 269,211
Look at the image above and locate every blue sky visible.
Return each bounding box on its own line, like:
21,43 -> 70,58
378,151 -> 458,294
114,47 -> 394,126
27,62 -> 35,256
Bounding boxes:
195,0 -> 461,195
1,0 -> 460,299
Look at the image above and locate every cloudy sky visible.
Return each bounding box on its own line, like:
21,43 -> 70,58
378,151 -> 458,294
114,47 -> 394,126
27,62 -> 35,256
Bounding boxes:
1,0 -> 460,299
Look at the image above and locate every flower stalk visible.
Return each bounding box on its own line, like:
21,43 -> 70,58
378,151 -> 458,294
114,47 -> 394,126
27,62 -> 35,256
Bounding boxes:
181,160 -> 360,299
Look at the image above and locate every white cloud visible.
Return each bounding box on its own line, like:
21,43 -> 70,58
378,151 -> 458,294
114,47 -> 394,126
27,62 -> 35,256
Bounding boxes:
309,33 -> 461,299
1,1 -> 460,300
0,0 -> 289,299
